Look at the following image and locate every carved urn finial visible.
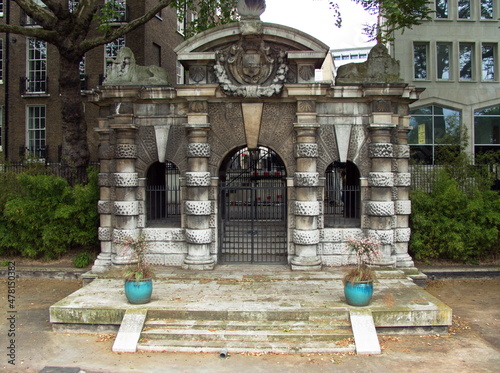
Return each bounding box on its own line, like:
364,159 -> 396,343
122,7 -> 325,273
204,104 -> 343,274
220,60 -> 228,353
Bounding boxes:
237,0 -> 266,19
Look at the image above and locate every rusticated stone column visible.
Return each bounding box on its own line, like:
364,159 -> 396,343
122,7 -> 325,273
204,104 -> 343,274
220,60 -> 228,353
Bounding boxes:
92,122 -> 113,273
367,107 -> 397,267
109,117 -> 140,265
393,117 -> 414,267
182,101 -> 215,270
291,100 -> 322,271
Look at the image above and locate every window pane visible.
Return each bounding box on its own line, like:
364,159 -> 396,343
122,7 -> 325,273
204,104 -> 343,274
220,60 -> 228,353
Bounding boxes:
414,43 -> 428,79
482,44 -> 495,81
458,0 -> 471,18
433,107 -> 460,144
409,116 -> 432,144
459,43 -> 473,80
436,0 -> 448,18
437,43 -> 451,79
27,39 -> 47,93
27,106 -> 46,157
475,106 -> 500,145
481,0 -> 494,19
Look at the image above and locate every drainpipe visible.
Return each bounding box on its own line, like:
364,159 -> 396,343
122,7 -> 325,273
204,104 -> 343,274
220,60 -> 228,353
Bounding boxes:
3,0 -> 11,159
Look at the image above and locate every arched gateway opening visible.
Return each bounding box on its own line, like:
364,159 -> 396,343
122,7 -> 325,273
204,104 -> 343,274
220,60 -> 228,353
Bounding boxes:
218,146 -> 287,263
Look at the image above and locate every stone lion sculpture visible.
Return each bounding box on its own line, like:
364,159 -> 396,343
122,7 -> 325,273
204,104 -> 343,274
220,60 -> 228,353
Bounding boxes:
335,43 -> 403,85
104,47 -> 169,86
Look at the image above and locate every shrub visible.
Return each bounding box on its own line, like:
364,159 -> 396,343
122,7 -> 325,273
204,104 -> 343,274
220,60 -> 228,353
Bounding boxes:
73,252 -> 93,268
410,168 -> 500,263
0,168 -> 99,259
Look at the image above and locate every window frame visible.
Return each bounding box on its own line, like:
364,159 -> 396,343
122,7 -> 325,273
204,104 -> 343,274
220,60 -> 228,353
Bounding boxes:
480,0 -> 494,20
409,105 -> 462,164
26,38 -> 48,94
413,42 -> 429,80
458,0 -> 472,19
436,42 -> 452,80
459,42 -> 474,81
481,43 -> 496,81
104,36 -> 125,74
26,105 -> 46,159
435,0 -> 449,19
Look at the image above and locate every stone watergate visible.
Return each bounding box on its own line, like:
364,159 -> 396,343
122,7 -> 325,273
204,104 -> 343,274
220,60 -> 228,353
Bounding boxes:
89,5 -> 420,273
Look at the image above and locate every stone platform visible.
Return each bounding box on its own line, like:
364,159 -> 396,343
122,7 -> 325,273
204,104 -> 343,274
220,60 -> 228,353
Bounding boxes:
49,265 -> 452,354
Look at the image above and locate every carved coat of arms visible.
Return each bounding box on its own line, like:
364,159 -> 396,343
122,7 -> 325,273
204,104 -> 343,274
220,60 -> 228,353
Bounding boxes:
214,39 -> 288,98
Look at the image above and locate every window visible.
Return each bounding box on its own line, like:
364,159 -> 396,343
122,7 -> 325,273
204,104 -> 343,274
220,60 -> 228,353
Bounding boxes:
482,44 -> 496,81
176,61 -> 184,84
409,105 -> 461,164
104,36 -> 125,72
0,0 -> 4,17
177,7 -> 185,35
458,0 -> 471,19
26,106 -> 46,159
26,38 -> 47,93
459,43 -> 473,80
24,0 -> 45,25
414,43 -> 428,79
437,43 -> 451,80
79,57 -> 87,90
105,0 -> 127,23
436,0 -> 448,18
475,106 -> 500,156
481,0 -> 494,19
68,0 -> 79,12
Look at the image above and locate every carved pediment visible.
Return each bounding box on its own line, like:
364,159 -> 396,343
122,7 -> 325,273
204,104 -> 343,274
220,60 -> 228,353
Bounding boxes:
214,38 -> 288,98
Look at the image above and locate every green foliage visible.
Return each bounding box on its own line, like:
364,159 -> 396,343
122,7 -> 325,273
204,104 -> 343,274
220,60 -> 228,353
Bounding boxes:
0,168 -> 99,259
174,0 -> 239,38
410,167 -> 500,262
73,252 -> 93,268
330,0 -> 433,42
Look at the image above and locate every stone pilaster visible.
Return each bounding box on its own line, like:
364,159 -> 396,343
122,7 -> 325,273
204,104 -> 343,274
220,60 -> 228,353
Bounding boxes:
182,101 -> 215,270
291,100 -> 321,271
393,118 -> 414,267
92,122 -> 113,273
109,116 -> 139,265
368,109 -> 397,267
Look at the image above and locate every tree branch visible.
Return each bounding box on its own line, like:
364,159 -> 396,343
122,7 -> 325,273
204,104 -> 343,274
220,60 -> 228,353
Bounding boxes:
80,0 -> 174,52
14,0 -> 58,29
0,23 -> 57,40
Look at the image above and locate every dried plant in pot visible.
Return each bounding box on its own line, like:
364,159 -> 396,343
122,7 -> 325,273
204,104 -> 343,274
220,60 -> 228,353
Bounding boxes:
343,235 -> 381,307
116,233 -> 154,304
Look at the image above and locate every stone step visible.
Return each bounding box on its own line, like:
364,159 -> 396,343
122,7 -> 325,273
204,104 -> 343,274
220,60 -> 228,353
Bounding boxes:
142,327 -> 353,342
144,318 -> 351,330
147,309 -> 351,323
137,339 -> 356,354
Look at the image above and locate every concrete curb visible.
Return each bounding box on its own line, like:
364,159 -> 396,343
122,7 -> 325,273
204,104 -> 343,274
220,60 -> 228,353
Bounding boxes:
0,265 -> 87,280
419,266 -> 500,280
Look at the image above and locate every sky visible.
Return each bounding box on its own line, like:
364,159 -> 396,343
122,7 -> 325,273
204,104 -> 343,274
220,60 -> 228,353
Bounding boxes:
259,0 -> 377,50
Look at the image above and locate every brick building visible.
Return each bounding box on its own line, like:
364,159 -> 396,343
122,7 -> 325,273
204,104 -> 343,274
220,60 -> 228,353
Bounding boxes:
0,0 -> 189,162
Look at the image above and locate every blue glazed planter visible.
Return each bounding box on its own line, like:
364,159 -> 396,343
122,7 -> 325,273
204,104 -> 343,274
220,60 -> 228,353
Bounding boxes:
124,279 -> 153,304
344,281 -> 374,307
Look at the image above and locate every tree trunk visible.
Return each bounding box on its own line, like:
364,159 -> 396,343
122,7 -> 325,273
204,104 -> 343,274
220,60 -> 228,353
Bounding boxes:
59,53 -> 90,167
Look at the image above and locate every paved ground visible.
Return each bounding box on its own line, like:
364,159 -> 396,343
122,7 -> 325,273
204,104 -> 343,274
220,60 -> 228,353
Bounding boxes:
0,276 -> 499,372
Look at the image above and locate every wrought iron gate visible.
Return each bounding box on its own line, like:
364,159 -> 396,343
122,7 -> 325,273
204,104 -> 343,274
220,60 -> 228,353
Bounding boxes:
219,147 -> 287,263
